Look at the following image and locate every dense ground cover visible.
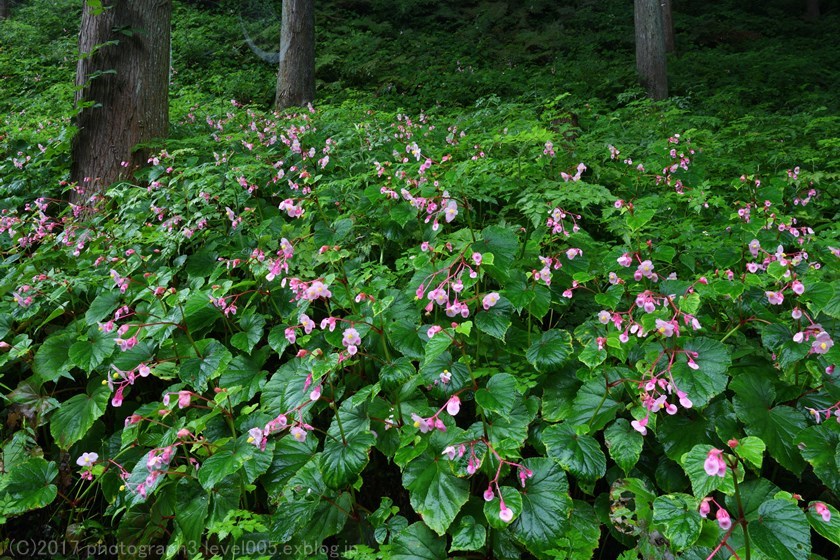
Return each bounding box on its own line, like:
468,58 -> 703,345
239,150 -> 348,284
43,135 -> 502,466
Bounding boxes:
1,1 -> 839,559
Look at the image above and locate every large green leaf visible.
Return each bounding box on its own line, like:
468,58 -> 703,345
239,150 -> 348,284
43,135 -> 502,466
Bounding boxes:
391,522 -> 447,560
748,499 -> 810,560
731,371 -> 807,475
543,423 -> 606,481
175,479 -> 209,555
670,337 -> 731,408
526,329 -> 573,372
511,457 -> 572,552
69,327 -> 115,373
262,436 -> 317,494
806,501 -> 840,546
179,339 -> 232,391
483,486 -> 523,529
0,457 -> 58,516
605,418 -> 644,474
321,428 -> 376,489
33,332 -> 74,383
565,379 -> 622,430
402,433 -> 470,535
795,422 -> 840,493
449,516 -> 486,552
230,313 -> 265,354
652,493 -> 702,551
198,436 -> 273,490
85,290 -> 121,325
475,372 -> 518,415
475,298 -> 512,341
680,444 -> 742,497
49,384 -> 110,449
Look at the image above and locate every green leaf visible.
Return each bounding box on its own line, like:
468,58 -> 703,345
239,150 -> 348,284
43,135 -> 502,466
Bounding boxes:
230,313 -> 265,354
403,433 -> 470,535
626,208 -> 655,231
449,515 -> 486,552
822,281 -> 840,318
543,423 -> 606,481
595,284 -> 624,310
33,333 -> 74,383
511,457 -> 572,551
49,385 -> 110,449
423,330 -> 452,366
795,422 -> 840,493
391,522 -> 447,560
198,436 -> 273,490
806,501 -> 840,546
69,328 -> 115,372
180,340 -> 232,391
680,444 -> 741,497
652,494 -> 702,551
734,436 -> 766,470
526,329 -> 573,372
475,373 -> 518,415
175,479 -> 209,554
262,437 -> 317,495
484,486 -> 523,529
605,419 -> 644,475
565,379 -> 622,430
801,281 -> 833,316
183,288 -> 219,334
321,428 -> 376,489
670,337 -> 731,408
731,371 -> 807,475
0,457 -> 58,515
475,298 -> 512,341
748,499 -> 810,560
381,357 -> 416,390
85,291 -> 121,325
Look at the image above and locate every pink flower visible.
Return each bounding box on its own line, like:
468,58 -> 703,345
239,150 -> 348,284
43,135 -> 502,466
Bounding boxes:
446,396 -> 461,416
310,386 -> 322,401
300,313 -> 316,334
284,327 -> 297,344
472,252 -> 482,266
442,446 -> 457,460
617,253 -> 633,267
427,325 -> 442,338
699,497 -> 711,518
748,239 -> 761,257
637,260 -> 654,278
766,291 -> 784,305
791,280 -> 805,295
342,327 -> 361,354
598,310 -> 611,324
247,427 -> 266,450
443,201 -> 458,222
703,448 -> 727,477
177,391 -> 191,409
814,502 -> 831,523
482,292 -> 500,310
655,319 -> 677,337
716,508 -> 732,530
483,486 -> 495,501
320,317 -> 337,331
631,416 -> 648,436
811,332 -> 833,354
290,426 -> 308,442
76,452 -> 99,467
499,503 -> 514,523
677,390 -> 693,409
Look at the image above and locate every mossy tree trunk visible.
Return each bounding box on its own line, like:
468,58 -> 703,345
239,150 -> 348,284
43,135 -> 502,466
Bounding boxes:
70,0 -> 171,202
275,0 -> 315,110
634,0 -> 668,100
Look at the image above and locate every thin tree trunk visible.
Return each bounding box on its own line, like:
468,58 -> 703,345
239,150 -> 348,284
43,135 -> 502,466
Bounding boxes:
661,0 -> 675,53
275,0 -> 315,110
634,0 -> 668,100
804,0 -> 820,21
71,0 -> 171,201
0,0 -> 9,20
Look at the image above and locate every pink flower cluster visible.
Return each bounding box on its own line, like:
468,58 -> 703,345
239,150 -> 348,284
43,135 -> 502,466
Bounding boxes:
108,363 -> 152,407
411,395 -> 461,434
699,497 -> 732,530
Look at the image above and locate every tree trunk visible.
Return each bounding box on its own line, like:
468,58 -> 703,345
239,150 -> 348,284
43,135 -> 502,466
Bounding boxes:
804,0 -> 820,21
71,0 -> 171,201
661,0 -> 675,53
0,0 -> 9,20
275,0 -> 315,110
634,0 -> 668,100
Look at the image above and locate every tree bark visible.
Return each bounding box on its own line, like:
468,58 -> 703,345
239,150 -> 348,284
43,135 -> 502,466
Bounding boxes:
71,0 -> 171,200
275,0 -> 315,110
804,0 -> 820,21
0,0 -> 9,20
661,0 -> 675,53
634,0 -> 668,100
